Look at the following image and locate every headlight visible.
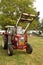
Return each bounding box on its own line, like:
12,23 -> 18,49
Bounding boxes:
20,37 -> 24,42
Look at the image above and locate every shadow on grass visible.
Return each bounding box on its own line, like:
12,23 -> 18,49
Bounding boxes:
0,45 -> 8,56
0,45 -> 27,56
14,50 -> 26,55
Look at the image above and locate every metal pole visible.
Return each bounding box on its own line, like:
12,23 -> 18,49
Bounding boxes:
24,23 -> 30,33
16,14 -> 22,27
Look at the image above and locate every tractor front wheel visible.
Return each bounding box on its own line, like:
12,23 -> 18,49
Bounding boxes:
8,44 -> 13,56
26,43 -> 32,54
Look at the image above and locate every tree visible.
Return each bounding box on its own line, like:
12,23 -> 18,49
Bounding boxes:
0,0 -> 39,29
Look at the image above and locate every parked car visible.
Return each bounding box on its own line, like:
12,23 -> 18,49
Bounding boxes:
0,30 -> 5,35
40,33 -> 43,37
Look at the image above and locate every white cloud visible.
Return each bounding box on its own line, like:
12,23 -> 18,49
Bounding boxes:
34,0 -> 43,19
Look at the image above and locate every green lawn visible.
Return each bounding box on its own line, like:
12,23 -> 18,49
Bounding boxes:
0,36 -> 43,65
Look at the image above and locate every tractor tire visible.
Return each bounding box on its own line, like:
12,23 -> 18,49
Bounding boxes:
8,44 -> 13,56
2,40 -> 8,49
26,43 -> 32,54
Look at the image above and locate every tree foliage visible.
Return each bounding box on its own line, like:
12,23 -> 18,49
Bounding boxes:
0,0 -> 39,29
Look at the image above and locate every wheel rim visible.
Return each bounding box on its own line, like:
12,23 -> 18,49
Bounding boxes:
2,41 -> 4,48
8,48 -> 10,54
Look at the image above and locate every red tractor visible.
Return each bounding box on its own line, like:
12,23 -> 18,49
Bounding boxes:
2,12 -> 39,56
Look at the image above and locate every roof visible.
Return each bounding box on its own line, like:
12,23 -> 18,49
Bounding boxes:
5,25 -> 14,28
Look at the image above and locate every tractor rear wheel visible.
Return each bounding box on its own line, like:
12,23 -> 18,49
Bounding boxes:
2,40 -> 8,49
26,43 -> 32,54
8,44 -> 13,56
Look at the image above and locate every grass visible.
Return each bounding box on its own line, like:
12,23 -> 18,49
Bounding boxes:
0,36 -> 43,65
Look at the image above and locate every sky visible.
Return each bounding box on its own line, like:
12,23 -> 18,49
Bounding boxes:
34,0 -> 43,20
